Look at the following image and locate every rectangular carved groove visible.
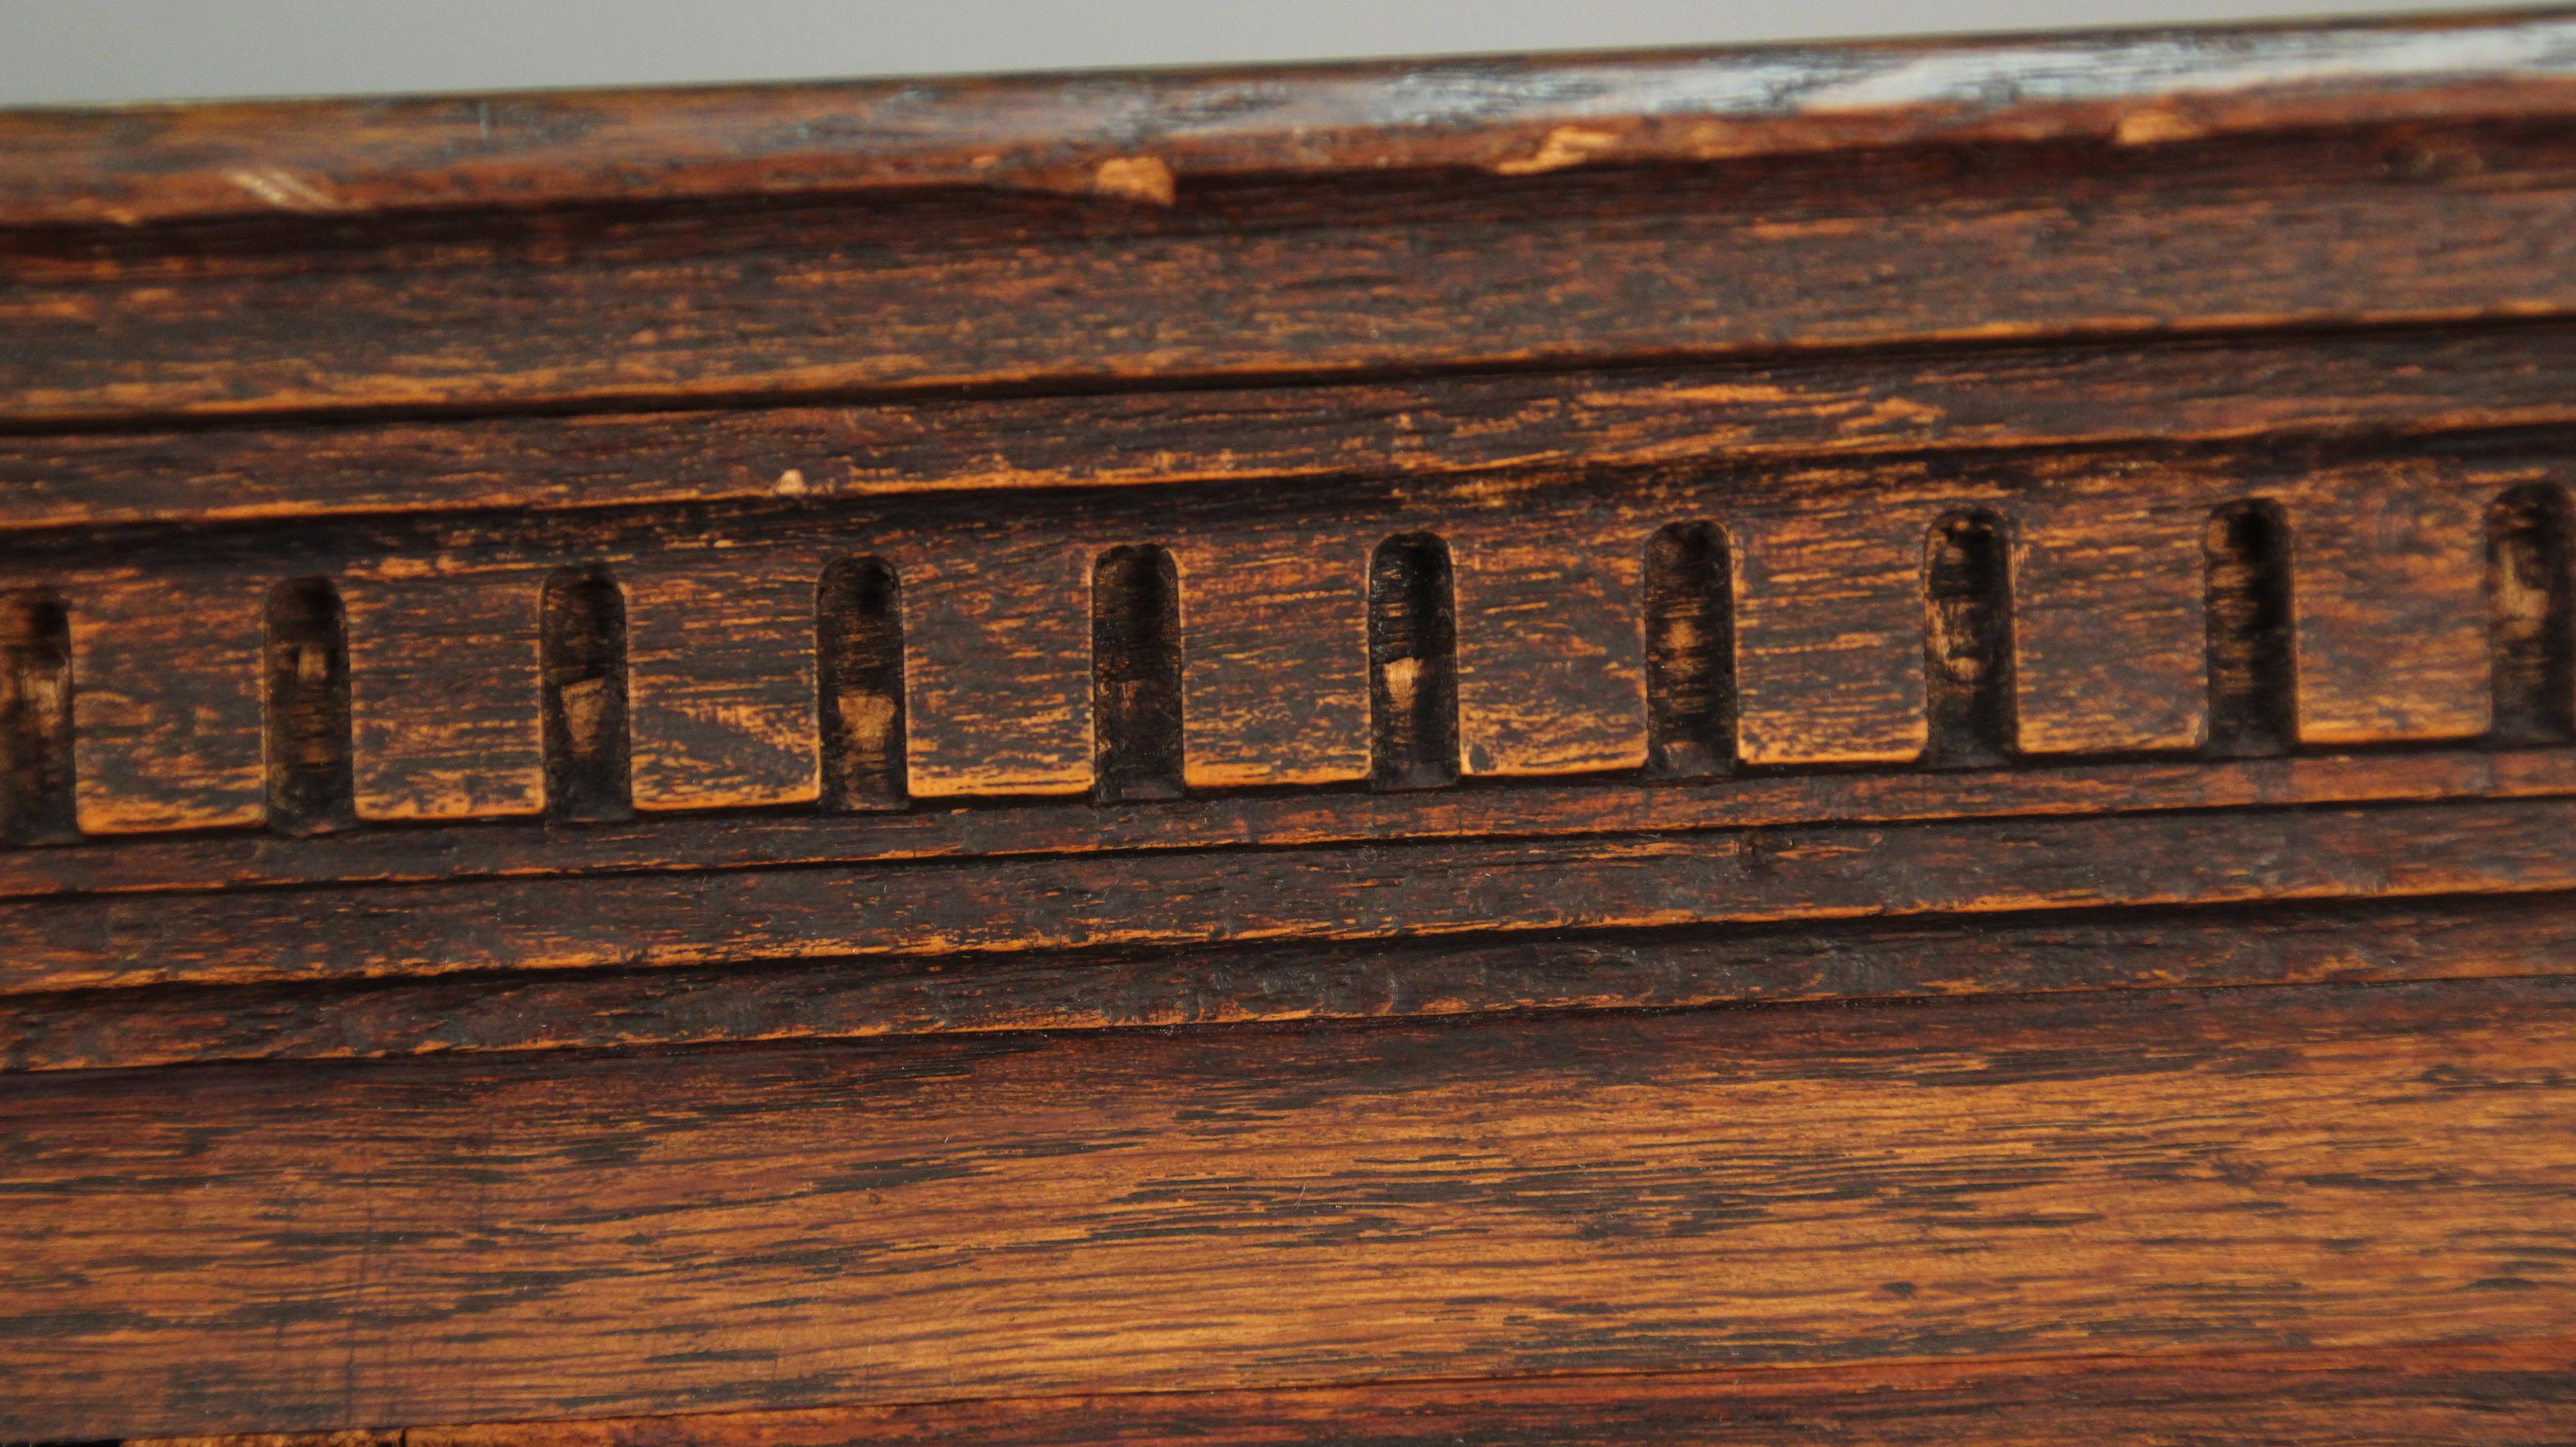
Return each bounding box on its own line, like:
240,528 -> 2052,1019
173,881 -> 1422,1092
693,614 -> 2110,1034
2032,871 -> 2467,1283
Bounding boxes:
540,566 -> 633,824
0,593 -> 75,846
2204,499 -> 2300,758
1642,520 -> 1738,778
261,578 -> 355,834
816,556 -> 908,811
2489,483 -> 2576,744
1369,533 -> 1459,791
1090,545 -> 1185,803
1922,511 -> 2015,769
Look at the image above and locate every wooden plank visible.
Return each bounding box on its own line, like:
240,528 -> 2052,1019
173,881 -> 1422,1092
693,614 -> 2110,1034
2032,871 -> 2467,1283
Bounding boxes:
9,885 -> 2574,1074
21,125 -> 2576,423
2288,459 -> 2493,744
626,546 -> 818,811
13,12 -> 2576,228
9,329 -> 2576,534
62,570 -> 267,834
345,566 -> 546,822
5,976 -> 2575,1436
130,1343 -> 2576,1447
1452,510 -> 1647,777
1171,527 -> 1369,790
6,794 -> 2576,996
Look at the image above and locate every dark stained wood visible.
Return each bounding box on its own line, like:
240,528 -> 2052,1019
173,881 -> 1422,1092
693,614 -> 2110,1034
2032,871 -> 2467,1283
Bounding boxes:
2287,458 -> 2493,743
2203,499 -> 2299,757
6,793 -> 2576,997
132,1343 -> 2576,1447
1921,510 -> 2016,769
68,569 -> 268,833
4,326 -> 2576,534
629,549 -> 821,811
0,589 -> 77,845
0,743 -> 2560,902
260,576 -> 359,833
1172,520 -> 1371,790
14,20 -> 2576,1442
23,120 -> 2576,424
6,976 -> 2574,1436
345,566 -> 546,822
814,555 -> 907,811
7,887 -> 2572,1074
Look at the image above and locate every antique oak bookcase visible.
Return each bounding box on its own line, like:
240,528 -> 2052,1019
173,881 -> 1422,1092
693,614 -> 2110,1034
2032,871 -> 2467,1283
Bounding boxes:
6,9 -> 2576,1443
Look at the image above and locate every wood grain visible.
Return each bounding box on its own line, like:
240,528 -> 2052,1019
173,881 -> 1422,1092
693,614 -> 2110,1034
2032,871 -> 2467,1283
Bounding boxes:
345,564 -> 548,822
0,743 -> 2561,901
1451,511 -> 1648,777
67,568 -> 268,833
7,976 -> 2574,1436
2013,485 -> 2205,755
6,793 -> 2576,997
132,1343 -> 2576,1447
4,326 -> 2576,535
6,885 -> 2573,1074
1169,525 -> 1370,790
627,547 -> 820,811
2289,458 -> 2495,744
14,24 -> 2576,1442
0,437 -> 2551,831
19,122 -> 2576,423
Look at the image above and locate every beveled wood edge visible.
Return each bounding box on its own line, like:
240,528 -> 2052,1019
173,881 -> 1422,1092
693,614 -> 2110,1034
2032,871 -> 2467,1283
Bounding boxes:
8,9 -> 2576,229
7,324 -> 2573,532
10,743 -> 2570,901
125,1339 -> 2576,1447
12,884 -> 2573,1074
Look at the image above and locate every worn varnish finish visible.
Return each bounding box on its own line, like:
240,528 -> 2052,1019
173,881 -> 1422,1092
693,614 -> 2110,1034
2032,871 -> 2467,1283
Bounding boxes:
7,978 -> 2576,1436
10,12 -> 2576,1444
129,1345 -> 2576,1447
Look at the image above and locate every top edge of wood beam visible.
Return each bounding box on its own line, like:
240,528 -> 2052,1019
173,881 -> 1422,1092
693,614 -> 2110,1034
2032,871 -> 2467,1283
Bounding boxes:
10,9 -> 2576,229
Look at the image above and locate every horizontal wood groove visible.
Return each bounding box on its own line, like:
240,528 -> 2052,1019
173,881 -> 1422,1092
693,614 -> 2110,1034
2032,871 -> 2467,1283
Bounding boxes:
7,887 -> 2574,1074
6,791 -> 2576,998
10,322 -> 2576,532
6,975 -> 2573,1435
19,114 -> 2576,425
130,1341 -> 2576,1447
8,11 -> 2576,228
0,743 -> 2568,902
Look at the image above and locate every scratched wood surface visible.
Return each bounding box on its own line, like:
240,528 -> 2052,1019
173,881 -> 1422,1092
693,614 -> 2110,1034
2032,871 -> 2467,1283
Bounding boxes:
7,977 -> 2576,1437
11,12 -> 2576,1445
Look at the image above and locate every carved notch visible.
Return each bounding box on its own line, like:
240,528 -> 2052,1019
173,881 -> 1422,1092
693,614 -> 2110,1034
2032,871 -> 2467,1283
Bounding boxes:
1369,533 -> 1460,790
1922,511 -> 2016,769
0,592 -> 74,845
263,577 -> 356,833
1643,521 -> 1738,778
2203,500 -> 2297,758
1092,545 -> 1186,803
817,556 -> 909,810
540,566 -> 633,823
2488,484 -> 2575,744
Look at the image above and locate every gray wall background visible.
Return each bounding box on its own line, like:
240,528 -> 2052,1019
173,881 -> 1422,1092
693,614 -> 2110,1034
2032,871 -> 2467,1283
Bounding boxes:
0,0 -> 2541,107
